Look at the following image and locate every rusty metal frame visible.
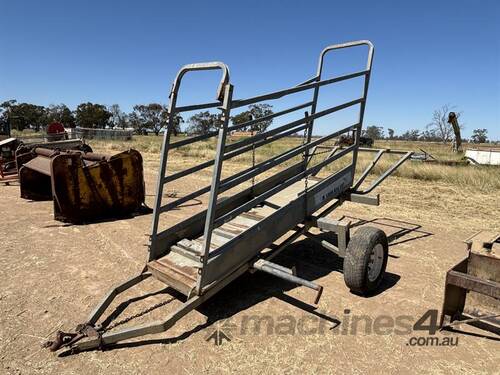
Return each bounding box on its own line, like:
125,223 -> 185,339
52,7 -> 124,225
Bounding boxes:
440,231 -> 500,332
440,258 -> 500,329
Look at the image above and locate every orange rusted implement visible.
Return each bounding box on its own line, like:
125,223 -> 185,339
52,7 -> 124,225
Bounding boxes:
19,148 -> 145,223
440,231 -> 500,332
0,138 -> 21,184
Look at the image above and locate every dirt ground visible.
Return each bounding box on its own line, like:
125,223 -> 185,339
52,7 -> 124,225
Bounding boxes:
1,163 -> 499,375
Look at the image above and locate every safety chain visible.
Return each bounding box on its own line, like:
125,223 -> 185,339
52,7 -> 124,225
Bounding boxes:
310,148 -> 337,157
103,297 -> 174,332
44,297 -> 174,352
251,130 -> 256,191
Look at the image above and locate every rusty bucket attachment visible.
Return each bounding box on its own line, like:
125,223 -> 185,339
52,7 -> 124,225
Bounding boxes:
0,137 -> 21,184
440,231 -> 500,333
1,138 -> 91,185
19,148 -> 146,223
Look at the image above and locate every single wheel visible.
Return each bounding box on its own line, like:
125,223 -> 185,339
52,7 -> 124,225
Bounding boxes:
343,226 -> 388,295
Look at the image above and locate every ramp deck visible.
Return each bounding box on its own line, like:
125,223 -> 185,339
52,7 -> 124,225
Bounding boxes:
147,177 -> 322,295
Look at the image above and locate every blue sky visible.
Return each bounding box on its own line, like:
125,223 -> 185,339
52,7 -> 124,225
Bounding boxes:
1,0 -> 499,139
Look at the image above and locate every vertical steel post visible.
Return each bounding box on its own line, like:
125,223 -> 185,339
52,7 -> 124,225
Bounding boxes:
197,83 -> 234,293
304,62 -> 322,171
307,43 -> 332,138
148,84 -> 180,260
350,45 -> 374,184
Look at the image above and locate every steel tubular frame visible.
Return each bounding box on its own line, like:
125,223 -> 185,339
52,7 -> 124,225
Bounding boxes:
149,41 -> 375,292
46,40 -> 417,353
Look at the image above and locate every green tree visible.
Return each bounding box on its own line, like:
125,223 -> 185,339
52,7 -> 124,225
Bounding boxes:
165,112 -> 184,136
128,112 -> 147,135
0,100 -> 16,134
7,102 -> 46,131
231,111 -> 253,131
401,129 -> 420,141
46,104 -> 75,128
75,102 -> 111,129
231,104 -> 274,133
109,104 -> 129,129
363,125 -> 384,139
387,128 -> 394,139
248,104 -> 273,133
471,128 -> 488,143
187,111 -> 222,135
132,103 -> 168,136
421,129 -> 439,141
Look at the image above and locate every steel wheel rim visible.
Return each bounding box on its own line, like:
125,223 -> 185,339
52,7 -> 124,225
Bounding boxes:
367,243 -> 384,282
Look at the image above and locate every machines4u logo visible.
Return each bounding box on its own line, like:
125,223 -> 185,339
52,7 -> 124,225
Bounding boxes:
205,320 -> 238,346
205,309 -> 459,347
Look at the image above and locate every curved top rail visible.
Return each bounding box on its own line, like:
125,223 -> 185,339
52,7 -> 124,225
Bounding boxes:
170,62 -> 230,103
317,40 -> 374,77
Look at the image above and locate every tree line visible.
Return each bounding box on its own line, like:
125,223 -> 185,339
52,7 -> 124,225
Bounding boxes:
0,100 -> 274,136
363,125 -> 489,144
1,100 -> 490,143
363,105 -> 490,143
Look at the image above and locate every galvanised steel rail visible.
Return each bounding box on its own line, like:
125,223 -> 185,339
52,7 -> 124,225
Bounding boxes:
149,40 -> 374,293
46,41 -> 417,353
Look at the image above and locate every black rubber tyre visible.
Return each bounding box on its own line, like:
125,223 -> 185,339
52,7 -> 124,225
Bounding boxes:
343,226 -> 388,295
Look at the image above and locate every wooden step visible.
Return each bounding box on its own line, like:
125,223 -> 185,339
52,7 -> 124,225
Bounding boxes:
170,245 -> 202,263
147,253 -> 199,296
213,227 -> 236,240
177,239 -> 202,254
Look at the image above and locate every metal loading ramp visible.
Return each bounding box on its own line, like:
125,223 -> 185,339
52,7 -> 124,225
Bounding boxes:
46,40 -> 414,353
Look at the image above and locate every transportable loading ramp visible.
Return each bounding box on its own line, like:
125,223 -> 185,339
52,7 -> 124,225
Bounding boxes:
47,40 -> 413,353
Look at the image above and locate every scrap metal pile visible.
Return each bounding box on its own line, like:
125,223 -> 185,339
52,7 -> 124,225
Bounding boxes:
1,132 -> 146,223
1,137 -> 90,184
0,137 -> 21,183
18,147 -> 145,223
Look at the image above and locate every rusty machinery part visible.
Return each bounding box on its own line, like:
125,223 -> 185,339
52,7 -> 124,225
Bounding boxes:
1,138 -> 91,184
43,324 -> 102,352
14,139 -> 92,175
440,231 -> 500,333
15,139 -> 92,159
0,138 -> 22,183
19,148 -> 146,223
335,134 -> 373,147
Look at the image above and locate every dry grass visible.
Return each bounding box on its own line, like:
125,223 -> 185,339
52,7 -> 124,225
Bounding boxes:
88,135 -> 500,192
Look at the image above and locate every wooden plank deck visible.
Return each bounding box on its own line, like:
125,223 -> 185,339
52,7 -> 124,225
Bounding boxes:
147,177 -> 320,295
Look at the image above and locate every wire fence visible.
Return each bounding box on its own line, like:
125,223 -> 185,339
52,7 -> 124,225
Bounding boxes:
68,127 -> 133,141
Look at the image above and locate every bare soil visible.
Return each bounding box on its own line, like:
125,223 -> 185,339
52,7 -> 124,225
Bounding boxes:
0,165 -> 499,374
